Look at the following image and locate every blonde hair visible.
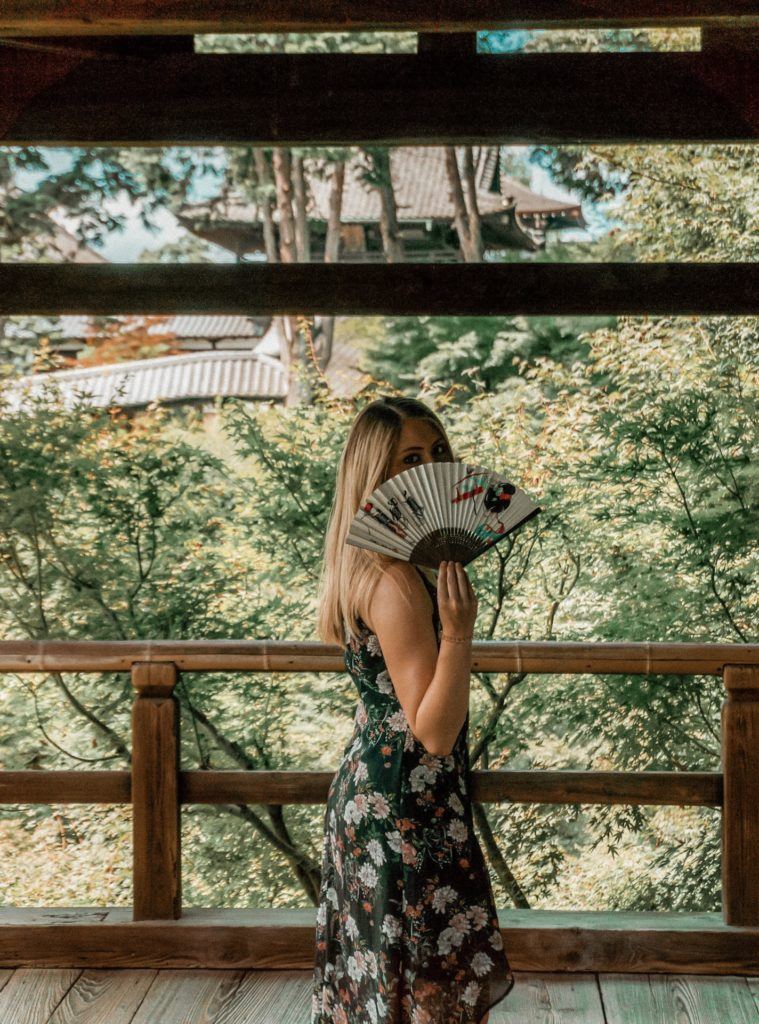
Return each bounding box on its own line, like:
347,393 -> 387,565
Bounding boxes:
317,395 -> 454,648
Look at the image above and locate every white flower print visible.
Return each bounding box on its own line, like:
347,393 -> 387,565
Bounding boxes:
431,885 -> 458,913
369,792 -> 390,818
345,913 -> 360,940
462,981 -> 481,1007
365,949 -> 379,979
387,708 -> 408,734
343,799 -> 364,825
386,830 -> 402,853
471,950 -> 494,977
326,886 -> 339,909
359,862 -> 378,889
448,792 -> 465,815
366,633 -> 382,657
449,911 -> 471,937
347,953 -> 365,981
437,925 -> 466,955
409,762 -> 438,792
354,759 -> 369,783
375,669 -> 394,694
448,819 -> 469,844
366,838 -> 386,866
490,928 -> 505,950
381,913 -> 403,942
468,905 -> 488,929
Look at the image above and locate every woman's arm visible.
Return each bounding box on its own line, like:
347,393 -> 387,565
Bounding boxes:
367,560 -> 476,757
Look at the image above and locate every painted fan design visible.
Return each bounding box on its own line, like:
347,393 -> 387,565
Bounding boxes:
346,461 -> 542,570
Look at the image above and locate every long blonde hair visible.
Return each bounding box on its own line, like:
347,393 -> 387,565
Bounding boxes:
317,395 -> 455,648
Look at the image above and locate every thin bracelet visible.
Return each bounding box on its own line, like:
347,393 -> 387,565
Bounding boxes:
441,632 -> 473,644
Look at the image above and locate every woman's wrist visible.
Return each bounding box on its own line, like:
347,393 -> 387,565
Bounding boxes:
441,632 -> 473,644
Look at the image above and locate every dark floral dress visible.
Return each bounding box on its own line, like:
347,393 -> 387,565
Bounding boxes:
311,565 -> 515,1023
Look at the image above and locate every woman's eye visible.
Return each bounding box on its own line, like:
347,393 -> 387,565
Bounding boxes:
404,446 -> 449,465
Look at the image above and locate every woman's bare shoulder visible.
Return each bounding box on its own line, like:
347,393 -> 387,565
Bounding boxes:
363,560 -> 432,633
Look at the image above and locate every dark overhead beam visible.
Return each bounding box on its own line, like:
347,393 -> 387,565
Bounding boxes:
0,263 -> 755,317
0,50 -> 756,144
1,1 -> 758,34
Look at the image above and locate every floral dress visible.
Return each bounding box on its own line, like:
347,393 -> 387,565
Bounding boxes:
311,565 -> 515,1024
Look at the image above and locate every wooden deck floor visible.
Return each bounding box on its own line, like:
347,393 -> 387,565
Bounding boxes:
1,968 -> 758,1023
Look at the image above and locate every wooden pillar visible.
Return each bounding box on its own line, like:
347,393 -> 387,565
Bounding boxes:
721,663 -> 759,926
131,661 -> 181,921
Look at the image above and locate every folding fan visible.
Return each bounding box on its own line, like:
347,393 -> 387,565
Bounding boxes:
346,461 -> 542,570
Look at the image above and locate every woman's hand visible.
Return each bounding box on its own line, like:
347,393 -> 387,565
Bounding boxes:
437,560 -> 478,638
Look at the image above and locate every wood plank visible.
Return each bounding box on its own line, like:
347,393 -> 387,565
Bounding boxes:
0,638 -> 756,676
0,968 -> 81,1024
746,976 -> 759,1016
131,662 -> 181,921
182,768 -> 724,807
1,1 -> 758,34
220,970 -> 317,1024
721,664 -> 759,926
130,970 -> 245,1024
0,768 -> 724,808
599,973 -> 759,1024
0,263 -> 757,318
0,908 -> 757,973
0,50 -> 756,144
48,970 -> 158,1024
0,969 -> 755,1024
0,770 -> 131,804
495,973 -> 605,1022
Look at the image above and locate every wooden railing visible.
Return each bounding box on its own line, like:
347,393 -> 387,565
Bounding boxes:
0,639 -> 758,972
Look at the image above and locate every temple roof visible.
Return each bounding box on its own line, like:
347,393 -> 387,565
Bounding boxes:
181,145 -> 584,227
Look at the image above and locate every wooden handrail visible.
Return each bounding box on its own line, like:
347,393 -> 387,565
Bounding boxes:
1,638 -> 757,674
0,640 -> 756,928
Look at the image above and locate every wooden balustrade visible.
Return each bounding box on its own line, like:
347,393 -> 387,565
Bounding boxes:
0,639 -> 758,970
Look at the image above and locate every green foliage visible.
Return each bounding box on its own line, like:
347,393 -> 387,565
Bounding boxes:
363,315 -> 603,397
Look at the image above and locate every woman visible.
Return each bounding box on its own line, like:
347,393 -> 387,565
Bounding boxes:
311,395 -> 515,1024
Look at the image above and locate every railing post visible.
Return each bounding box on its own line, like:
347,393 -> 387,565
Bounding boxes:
131,661 -> 181,921
721,663 -> 759,926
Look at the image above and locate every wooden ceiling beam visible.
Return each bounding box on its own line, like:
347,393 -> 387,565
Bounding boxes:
1,263 -> 755,317
0,50 -> 756,144
1,1 -> 758,35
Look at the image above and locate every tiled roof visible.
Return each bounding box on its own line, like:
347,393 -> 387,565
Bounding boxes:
48,314 -> 267,341
182,146 -> 582,226
3,350 -> 287,412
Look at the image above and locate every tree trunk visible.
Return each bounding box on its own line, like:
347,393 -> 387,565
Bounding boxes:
376,150 -> 405,264
318,159 -> 345,371
272,148 -> 310,404
324,160 -> 345,265
445,145 -> 477,262
461,145 -> 484,261
272,148 -> 297,264
378,180 -> 405,263
253,149 -> 278,262
292,152 -> 311,262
